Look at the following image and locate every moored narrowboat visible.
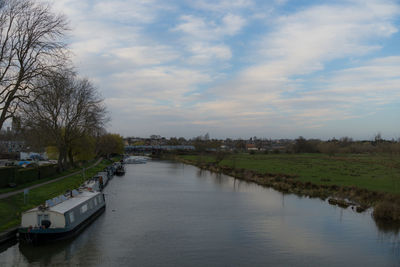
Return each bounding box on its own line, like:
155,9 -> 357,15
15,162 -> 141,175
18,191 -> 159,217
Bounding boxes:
124,156 -> 148,164
19,189 -> 105,244
115,163 -> 125,176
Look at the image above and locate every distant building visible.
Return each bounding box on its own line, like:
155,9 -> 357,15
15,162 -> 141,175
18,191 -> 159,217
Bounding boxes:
246,144 -> 258,151
125,145 -> 195,153
20,152 -> 48,160
0,140 -> 24,153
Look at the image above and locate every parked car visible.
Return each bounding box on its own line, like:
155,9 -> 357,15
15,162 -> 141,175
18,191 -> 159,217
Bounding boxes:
5,161 -> 16,166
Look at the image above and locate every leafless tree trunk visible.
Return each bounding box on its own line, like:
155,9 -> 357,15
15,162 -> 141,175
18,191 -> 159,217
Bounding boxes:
0,0 -> 68,130
20,70 -> 108,171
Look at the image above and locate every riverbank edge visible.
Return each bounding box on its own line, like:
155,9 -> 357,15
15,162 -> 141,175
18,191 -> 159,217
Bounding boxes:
0,158 -> 119,245
160,154 -> 400,225
0,227 -> 18,245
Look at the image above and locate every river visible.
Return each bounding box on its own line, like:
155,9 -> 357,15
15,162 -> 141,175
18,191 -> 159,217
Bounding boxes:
1,159 -> 400,266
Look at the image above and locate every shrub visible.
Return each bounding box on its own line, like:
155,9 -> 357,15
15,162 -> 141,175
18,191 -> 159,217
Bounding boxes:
16,168 -> 39,185
373,196 -> 400,222
39,164 -> 57,178
0,163 -> 58,188
0,167 -> 17,187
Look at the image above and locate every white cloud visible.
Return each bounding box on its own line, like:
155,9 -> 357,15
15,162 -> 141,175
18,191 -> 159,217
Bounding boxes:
111,46 -> 180,66
221,14 -> 247,36
173,14 -> 246,40
92,0 -> 165,24
190,0 -> 254,12
188,43 -> 232,62
253,1 -> 399,76
49,0 -> 400,138
193,1 -> 400,134
109,66 -> 211,103
315,56 -> 400,101
172,13 -> 246,64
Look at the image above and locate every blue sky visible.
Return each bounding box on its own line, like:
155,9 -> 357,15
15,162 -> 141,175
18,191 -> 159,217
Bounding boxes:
51,0 -> 400,140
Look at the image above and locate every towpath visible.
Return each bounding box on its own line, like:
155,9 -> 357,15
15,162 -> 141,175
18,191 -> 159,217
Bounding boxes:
0,158 -> 103,200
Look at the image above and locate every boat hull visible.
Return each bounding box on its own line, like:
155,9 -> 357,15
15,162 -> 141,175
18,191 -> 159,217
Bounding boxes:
19,205 -> 105,245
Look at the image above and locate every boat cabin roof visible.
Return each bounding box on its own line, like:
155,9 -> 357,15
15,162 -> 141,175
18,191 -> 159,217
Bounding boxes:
26,190 -> 101,215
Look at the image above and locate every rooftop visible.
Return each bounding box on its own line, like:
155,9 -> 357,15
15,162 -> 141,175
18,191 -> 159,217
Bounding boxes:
26,190 -> 101,215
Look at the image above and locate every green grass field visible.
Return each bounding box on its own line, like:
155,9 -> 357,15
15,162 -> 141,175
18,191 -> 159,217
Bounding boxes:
178,153 -> 400,194
0,160 -> 112,232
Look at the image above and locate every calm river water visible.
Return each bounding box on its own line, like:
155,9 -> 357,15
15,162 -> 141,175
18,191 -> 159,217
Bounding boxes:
1,160 -> 400,266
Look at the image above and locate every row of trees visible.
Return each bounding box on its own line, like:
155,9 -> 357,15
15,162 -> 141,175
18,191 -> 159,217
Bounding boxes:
292,136 -> 400,155
0,0 -> 123,170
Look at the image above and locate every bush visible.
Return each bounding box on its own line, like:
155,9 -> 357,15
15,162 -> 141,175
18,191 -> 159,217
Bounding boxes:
0,163 -> 58,188
0,167 -> 17,187
16,167 -> 39,185
373,196 -> 400,222
293,137 -> 320,153
39,164 -> 57,178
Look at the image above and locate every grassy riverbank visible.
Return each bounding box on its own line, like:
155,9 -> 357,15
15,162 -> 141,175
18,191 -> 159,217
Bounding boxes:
180,153 -> 400,194
0,159 -> 113,232
173,153 -> 400,222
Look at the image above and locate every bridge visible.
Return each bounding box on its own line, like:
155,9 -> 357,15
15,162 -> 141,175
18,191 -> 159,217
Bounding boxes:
125,145 -> 195,153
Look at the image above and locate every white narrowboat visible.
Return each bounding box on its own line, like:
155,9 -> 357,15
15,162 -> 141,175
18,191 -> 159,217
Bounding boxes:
19,189 -> 105,244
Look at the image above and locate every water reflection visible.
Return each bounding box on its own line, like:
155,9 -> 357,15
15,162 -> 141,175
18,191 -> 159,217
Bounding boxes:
18,223 -> 103,266
165,160 -> 184,176
375,219 -> 400,234
196,167 -> 253,191
0,237 -> 17,254
196,168 -> 208,179
19,240 -> 71,264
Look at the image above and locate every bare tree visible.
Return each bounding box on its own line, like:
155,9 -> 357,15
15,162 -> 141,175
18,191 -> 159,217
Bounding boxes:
0,0 -> 68,130
21,70 -> 108,171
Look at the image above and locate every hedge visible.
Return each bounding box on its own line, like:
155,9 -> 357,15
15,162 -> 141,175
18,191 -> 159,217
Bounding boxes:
39,164 -> 57,179
16,168 -> 39,185
0,164 -> 58,188
0,167 -> 16,187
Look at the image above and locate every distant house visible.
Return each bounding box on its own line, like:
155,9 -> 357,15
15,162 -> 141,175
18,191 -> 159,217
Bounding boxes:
20,152 -> 48,160
246,144 -> 258,151
0,140 -> 24,153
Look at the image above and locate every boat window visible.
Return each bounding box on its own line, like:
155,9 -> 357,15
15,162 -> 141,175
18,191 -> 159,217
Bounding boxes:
80,204 -> 88,214
69,211 -> 75,223
89,200 -> 93,209
94,198 -> 98,206
37,214 -> 43,226
37,214 -> 49,226
97,195 -> 102,203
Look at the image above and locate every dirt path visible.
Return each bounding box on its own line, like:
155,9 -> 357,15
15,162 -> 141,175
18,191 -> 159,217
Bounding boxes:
0,158 -> 103,200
